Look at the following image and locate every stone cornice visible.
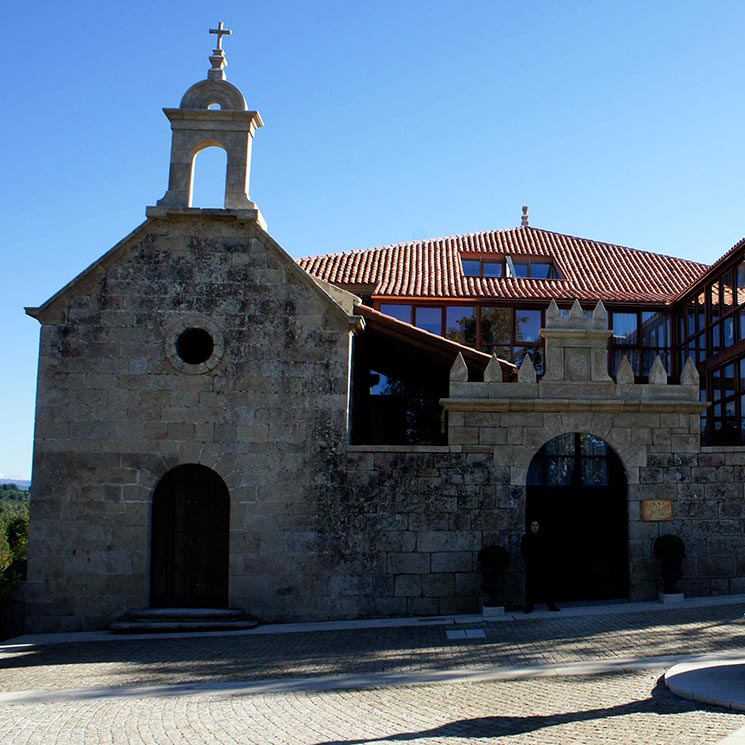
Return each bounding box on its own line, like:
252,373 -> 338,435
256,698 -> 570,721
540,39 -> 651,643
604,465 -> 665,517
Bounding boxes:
440,397 -> 708,414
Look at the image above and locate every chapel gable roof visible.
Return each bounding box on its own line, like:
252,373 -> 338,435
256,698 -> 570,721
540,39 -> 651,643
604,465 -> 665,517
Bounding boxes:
25,213 -> 361,330
298,225 -> 708,305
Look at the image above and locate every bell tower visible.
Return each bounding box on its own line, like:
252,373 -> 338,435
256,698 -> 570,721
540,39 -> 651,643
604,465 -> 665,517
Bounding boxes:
148,23 -> 264,219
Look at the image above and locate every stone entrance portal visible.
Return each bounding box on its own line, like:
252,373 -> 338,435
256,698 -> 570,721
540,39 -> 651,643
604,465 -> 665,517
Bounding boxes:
527,433 -> 628,602
150,464 -> 229,608
443,299 -> 707,606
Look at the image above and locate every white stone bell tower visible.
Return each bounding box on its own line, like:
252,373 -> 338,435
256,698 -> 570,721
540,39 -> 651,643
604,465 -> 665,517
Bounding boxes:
148,22 -> 264,219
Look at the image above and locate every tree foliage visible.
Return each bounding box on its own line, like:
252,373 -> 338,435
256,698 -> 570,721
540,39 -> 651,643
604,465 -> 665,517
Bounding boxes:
0,485 -> 29,572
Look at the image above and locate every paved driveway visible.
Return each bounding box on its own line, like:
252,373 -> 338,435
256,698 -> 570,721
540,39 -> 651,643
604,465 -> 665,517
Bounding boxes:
1,599 -> 744,744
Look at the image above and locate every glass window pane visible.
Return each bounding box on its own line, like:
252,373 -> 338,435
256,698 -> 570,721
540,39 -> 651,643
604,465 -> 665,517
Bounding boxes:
724,364 -> 736,396
480,307 -> 512,345
723,316 -> 735,348
482,260 -> 503,277
414,306 -> 442,335
612,312 -> 638,343
580,434 -> 607,456
369,371 -> 395,396
722,271 -> 736,312
712,368 -> 722,401
545,434 -> 574,456
515,309 -> 541,342
697,308 -> 707,330
738,261 -> 745,289
642,312 -> 668,347
531,262 -> 554,279
581,458 -> 608,486
686,304 -> 696,337
512,261 -> 530,278
711,322 -> 721,353
710,295 -> 720,322
380,304 -> 412,324
461,259 -> 480,276
547,458 -> 574,486
445,306 -> 476,344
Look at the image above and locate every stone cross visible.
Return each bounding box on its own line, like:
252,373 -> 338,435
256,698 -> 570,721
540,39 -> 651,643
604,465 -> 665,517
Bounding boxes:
210,22 -> 232,50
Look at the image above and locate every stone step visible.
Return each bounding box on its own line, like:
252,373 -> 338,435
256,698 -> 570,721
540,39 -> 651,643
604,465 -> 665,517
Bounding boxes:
124,607 -> 245,622
110,607 -> 259,634
111,619 -> 258,634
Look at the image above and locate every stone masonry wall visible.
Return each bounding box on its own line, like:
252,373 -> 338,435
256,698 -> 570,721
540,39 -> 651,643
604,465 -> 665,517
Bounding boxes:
314,446 -> 521,619
641,449 -> 745,599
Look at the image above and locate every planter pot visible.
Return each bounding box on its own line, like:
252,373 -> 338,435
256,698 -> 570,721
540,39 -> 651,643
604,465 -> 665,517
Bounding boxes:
659,592 -> 684,604
481,569 -> 506,607
660,556 -> 683,594
482,604 -> 505,617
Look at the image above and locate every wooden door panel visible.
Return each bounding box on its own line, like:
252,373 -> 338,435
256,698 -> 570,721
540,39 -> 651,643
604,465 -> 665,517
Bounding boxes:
150,465 -> 229,608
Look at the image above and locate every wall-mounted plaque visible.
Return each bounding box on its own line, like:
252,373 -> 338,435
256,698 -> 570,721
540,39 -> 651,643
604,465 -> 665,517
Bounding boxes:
641,499 -> 674,522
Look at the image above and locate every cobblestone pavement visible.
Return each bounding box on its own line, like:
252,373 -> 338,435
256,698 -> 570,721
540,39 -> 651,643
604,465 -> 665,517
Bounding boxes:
0,602 -> 744,743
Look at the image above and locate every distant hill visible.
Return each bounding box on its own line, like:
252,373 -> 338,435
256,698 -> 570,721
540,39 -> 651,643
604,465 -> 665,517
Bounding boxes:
0,480 -> 30,491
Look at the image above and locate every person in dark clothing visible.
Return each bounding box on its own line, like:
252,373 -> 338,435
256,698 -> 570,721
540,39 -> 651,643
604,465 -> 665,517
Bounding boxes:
521,519 -> 560,613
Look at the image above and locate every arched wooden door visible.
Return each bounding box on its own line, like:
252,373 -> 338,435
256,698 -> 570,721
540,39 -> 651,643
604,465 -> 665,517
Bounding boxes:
526,433 -> 628,602
150,464 -> 229,608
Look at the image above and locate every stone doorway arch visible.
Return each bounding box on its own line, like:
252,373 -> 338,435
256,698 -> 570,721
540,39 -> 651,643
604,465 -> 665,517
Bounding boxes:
150,464 -> 230,608
526,433 -> 629,602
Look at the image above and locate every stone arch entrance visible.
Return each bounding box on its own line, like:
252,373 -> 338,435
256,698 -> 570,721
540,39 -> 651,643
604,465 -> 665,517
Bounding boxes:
150,464 -> 230,608
526,433 -> 629,602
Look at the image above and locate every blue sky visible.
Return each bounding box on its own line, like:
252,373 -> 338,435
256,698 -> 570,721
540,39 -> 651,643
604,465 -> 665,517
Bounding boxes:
4,1 -> 745,479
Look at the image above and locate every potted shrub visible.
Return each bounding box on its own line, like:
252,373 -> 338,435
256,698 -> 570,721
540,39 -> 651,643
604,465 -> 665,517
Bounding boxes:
478,544 -> 511,608
653,534 -> 685,594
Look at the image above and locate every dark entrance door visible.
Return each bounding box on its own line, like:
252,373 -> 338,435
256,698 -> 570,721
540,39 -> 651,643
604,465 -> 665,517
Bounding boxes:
526,433 -> 628,602
150,464 -> 229,608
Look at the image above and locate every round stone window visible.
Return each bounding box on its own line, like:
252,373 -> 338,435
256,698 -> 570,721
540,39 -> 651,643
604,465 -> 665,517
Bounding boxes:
165,317 -> 224,374
176,327 -> 214,365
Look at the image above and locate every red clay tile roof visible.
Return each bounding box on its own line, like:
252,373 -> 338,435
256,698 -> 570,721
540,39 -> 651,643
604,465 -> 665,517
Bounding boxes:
298,226 -> 708,305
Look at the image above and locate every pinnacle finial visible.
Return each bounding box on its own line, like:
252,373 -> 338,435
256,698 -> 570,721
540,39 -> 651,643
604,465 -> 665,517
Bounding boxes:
208,22 -> 232,81
521,205 -> 529,227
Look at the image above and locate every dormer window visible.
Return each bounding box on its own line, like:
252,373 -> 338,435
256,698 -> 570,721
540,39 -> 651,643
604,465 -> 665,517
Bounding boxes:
461,255 -> 558,279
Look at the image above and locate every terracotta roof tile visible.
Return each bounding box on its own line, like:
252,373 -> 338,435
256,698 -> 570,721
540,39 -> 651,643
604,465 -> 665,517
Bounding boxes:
299,226 -> 708,306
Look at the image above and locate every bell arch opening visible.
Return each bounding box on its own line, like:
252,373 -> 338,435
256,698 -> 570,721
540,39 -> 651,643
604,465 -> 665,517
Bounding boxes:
190,145 -> 228,208
149,464 -> 230,608
526,433 -> 629,603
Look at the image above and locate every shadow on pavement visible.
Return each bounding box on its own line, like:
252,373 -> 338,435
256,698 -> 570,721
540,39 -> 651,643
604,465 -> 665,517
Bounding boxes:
309,677 -> 712,744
